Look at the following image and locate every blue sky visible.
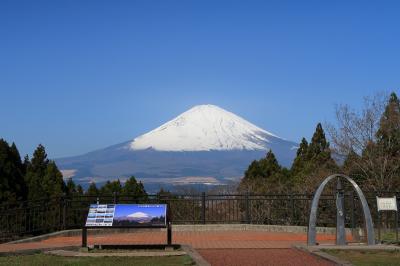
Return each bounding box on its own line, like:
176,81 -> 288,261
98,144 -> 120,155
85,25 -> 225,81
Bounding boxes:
1,1 -> 399,158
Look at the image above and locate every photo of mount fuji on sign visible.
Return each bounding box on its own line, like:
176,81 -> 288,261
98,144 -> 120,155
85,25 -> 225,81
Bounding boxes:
56,105 -> 298,190
112,204 -> 166,226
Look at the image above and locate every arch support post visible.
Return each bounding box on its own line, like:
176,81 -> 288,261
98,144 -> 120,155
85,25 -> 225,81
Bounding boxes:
336,179 -> 346,245
307,174 -> 375,246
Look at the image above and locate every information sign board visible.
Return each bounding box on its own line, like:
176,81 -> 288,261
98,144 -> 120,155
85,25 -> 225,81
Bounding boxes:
376,197 -> 398,212
85,204 -> 167,227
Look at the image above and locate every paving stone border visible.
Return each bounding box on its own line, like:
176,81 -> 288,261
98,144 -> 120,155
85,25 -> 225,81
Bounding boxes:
0,246 -> 78,257
44,249 -> 187,257
0,243 -> 209,266
294,243 -> 400,266
294,244 -> 353,266
181,245 -> 211,266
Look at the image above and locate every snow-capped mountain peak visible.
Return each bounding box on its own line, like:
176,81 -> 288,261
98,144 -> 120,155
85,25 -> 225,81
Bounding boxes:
127,212 -> 151,218
129,104 -> 281,152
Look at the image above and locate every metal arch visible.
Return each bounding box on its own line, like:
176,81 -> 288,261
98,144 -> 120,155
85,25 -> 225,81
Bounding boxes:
307,174 -> 375,245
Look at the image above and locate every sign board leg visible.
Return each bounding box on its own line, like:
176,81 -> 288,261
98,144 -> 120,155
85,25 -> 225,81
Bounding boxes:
82,227 -> 87,248
396,212 -> 399,242
378,212 -> 381,243
167,222 -> 172,245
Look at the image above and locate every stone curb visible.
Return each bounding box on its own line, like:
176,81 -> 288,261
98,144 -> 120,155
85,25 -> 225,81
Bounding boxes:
294,244 -> 353,266
0,246 -> 78,257
181,245 -> 211,266
44,249 -> 187,257
7,230 -> 82,244
1,244 -> 209,266
295,243 -> 400,266
304,243 -> 400,250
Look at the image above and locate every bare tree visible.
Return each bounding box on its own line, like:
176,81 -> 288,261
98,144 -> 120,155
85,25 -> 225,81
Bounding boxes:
326,91 -> 400,192
327,92 -> 387,156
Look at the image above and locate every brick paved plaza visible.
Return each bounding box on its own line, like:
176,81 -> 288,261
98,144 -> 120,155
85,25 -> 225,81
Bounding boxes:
0,229 -> 348,265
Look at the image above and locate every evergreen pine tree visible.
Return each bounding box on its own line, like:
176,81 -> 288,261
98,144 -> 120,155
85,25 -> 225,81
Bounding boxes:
259,150 -> 281,178
121,176 -> 147,198
25,145 -> 46,200
308,123 -> 337,168
86,182 -> 99,197
22,155 -> 30,175
29,144 -> 48,174
157,187 -> 173,198
137,181 -> 146,197
100,180 -> 122,195
297,138 -> 309,157
25,145 -> 46,199
9,143 -> 27,200
239,150 -> 286,193
243,160 -> 262,180
9,143 -> 22,169
290,138 -> 309,183
25,144 -> 66,200
376,92 -> 400,156
42,161 -> 65,198
66,178 -> 76,196
307,123 -> 334,164
289,123 -> 337,191
0,139 -> 27,202
242,150 -> 281,182
0,139 -> 13,202
76,184 -> 84,195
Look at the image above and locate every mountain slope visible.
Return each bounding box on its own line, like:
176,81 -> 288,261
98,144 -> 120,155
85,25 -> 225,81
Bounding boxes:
56,104 -> 298,191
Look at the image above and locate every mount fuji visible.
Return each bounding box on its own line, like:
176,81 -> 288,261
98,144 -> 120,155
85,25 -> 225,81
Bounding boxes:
56,105 -> 298,191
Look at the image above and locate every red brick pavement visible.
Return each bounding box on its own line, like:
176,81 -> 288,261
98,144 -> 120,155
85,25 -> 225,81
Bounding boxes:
0,231 -> 347,265
0,230 -> 348,252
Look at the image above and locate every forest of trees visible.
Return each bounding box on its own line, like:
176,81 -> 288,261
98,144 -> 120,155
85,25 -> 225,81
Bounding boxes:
0,142 -> 147,204
239,92 -> 400,194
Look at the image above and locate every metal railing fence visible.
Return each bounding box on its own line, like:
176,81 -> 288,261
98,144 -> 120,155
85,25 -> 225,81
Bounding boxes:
1,192 -> 399,243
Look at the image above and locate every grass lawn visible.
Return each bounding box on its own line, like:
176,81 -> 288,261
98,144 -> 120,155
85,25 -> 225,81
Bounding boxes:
0,253 -> 195,266
324,249 -> 400,266
380,231 -> 400,243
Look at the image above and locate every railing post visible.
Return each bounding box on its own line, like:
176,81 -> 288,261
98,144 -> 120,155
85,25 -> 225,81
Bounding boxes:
62,194 -> 67,230
350,191 -> 355,230
166,200 -> 172,245
245,192 -> 250,224
290,194 -> 295,225
201,192 -> 206,224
